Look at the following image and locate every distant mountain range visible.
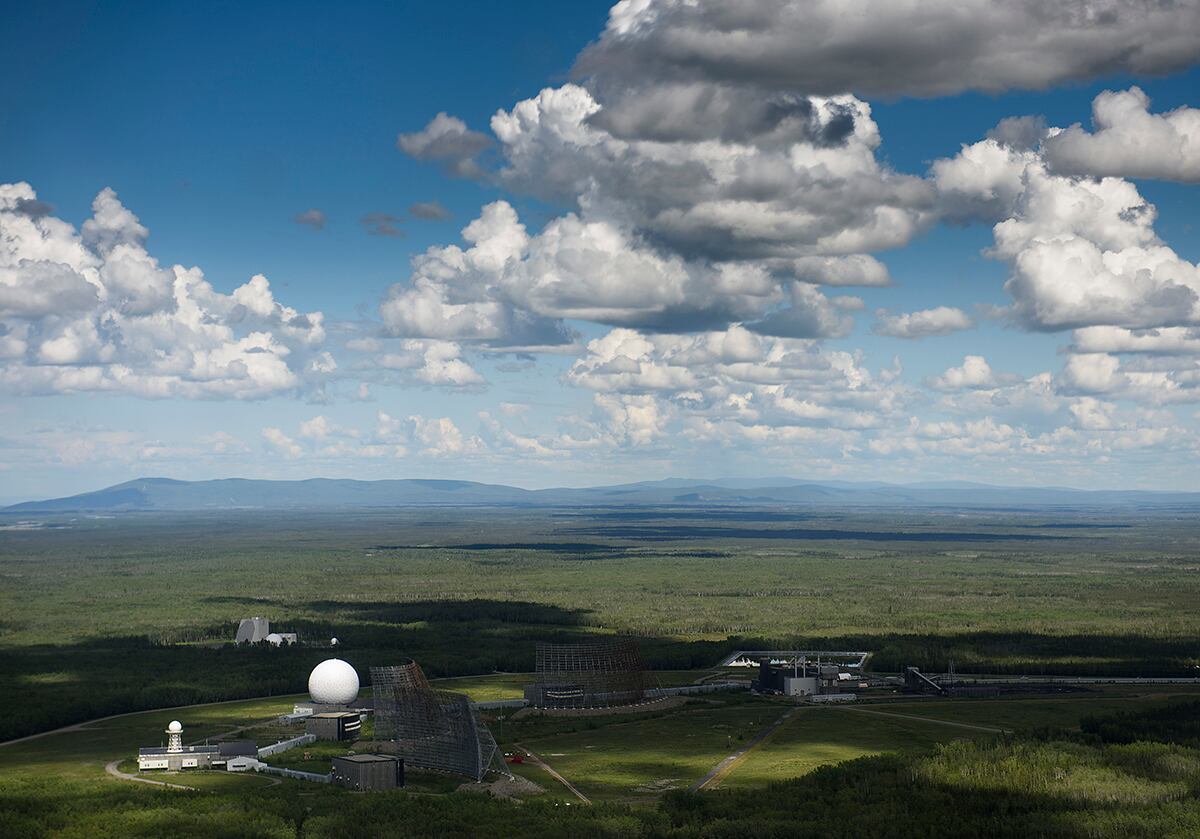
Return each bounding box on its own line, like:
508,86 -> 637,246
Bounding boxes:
5,476 -> 1200,512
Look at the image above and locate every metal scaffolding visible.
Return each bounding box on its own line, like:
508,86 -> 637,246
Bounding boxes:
371,661 -> 506,781
529,640 -> 646,708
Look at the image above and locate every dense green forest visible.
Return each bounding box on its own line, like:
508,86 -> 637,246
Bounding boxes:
4,700 -> 1200,837
2,508 -> 1198,741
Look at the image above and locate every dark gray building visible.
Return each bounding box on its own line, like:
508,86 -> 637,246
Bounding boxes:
331,754 -> 404,791
218,740 -> 259,759
305,711 -> 362,741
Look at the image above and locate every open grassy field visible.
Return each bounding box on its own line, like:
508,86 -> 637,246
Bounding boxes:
877,689 -> 1200,731
505,696 -> 787,802
4,667 -> 1200,836
716,705 -> 986,790
490,685 -> 1200,802
10,671 -> 1194,804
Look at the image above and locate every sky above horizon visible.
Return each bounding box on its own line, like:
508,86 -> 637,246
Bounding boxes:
3,0 -> 1200,502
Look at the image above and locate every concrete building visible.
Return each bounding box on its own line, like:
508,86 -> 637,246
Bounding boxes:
235,617 -> 271,644
781,676 -> 818,696
137,721 -> 217,770
137,722 -> 257,771
138,743 -> 219,770
226,756 -> 266,772
305,711 -> 362,741
331,754 -> 404,791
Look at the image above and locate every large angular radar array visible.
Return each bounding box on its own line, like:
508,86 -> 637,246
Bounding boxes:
528,640 -> 646,709
370,660 -> 507,781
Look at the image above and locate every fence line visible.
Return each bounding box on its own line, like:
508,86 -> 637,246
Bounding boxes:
257,733 -> 315,757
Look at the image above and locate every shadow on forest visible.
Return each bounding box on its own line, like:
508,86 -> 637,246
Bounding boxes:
201,595 -> 280,606
555,509 -> 823,522
3,598 -> 1197,744
303,598 -> 594,626
568,525 -> 1071,542
374,542 -> 625,554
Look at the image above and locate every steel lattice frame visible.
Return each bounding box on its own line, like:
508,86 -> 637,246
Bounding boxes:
371,661 -> 505,781
531,640 -> 646,708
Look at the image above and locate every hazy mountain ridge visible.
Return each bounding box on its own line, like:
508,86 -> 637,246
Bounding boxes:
6,476 -> 1200,512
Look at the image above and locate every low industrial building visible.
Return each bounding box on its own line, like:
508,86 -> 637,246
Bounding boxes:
305,711 -> 362,741
137,723 -> 257,771
226,755 -> 266,772
331,754 -> 404,791
138,743 -> 220,770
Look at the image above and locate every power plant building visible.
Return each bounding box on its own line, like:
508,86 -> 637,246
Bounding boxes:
756,658 -> 857,699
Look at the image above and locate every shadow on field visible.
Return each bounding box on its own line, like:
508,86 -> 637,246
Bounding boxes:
201,595 -> 279,606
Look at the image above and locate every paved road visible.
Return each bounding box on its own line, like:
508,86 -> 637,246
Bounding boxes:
104,760 -> 197,791
841,707 -> 1010,734
943,675 -> 1200,685
515,744 -> 591,804
0,692 -> 308,749
689,707 -> 797,792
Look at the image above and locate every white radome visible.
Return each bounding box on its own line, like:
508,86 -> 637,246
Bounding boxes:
167,720 -> 182,733
308,658 -> 359,705
265,633 -> 284,646
330,637 -> 339,646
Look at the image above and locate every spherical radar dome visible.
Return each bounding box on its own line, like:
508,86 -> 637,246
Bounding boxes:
308,658 -> 359,705
167,720 -> 182,733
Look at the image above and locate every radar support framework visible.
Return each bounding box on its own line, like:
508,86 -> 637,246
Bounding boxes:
527,639 -> 646,708
370,661 -> 506,781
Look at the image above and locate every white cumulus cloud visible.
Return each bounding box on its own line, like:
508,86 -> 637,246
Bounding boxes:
1044,87 -> 1200,183
874,306 -> 974,339
0,183 -> 328,399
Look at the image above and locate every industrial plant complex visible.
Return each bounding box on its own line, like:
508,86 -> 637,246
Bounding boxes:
130,634 -> 1006,794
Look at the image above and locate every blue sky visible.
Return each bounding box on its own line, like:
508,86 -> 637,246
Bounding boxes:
3,0 -> 1199,501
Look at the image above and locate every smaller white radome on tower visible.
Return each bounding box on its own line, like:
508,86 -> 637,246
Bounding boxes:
165,720 -> 183,753
308,658 -> 359,706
